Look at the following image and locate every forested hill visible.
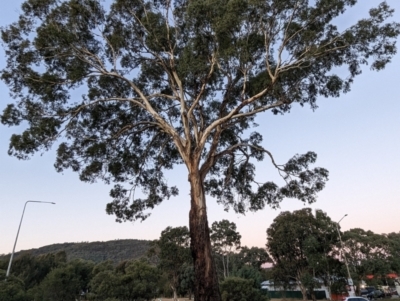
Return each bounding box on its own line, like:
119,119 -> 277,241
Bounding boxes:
0,239 -> 150,263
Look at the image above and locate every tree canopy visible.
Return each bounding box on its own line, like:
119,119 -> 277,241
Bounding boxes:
2,0 -> 398,220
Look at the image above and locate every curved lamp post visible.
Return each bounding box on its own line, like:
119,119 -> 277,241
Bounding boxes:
336,214 -> 355,297
5,200 -> 55,279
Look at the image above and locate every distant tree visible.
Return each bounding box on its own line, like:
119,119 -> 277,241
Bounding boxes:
211,220 -> 242,279
2,0 -> 399,299
266,208 -> 339,300
342,228 -> 392,287
149,226 -> 191,301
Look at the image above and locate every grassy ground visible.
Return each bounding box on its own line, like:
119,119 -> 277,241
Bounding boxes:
153,299 -> 191,301
153,296 -> 399,301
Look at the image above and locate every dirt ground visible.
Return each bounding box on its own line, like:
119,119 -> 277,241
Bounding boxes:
155,299 -> 300,300
153,298 -> 399,301
154,298 -> 300,301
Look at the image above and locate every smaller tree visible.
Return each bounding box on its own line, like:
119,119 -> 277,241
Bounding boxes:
148,226 -> 191,301
211,220 -> 242,279
266,208 -> 339,300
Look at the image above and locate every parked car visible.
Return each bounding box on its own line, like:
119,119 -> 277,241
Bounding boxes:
343,297 -> 370,301
366,290 -> 384,300
361,287 -> 375,297
360,289 -> 369,297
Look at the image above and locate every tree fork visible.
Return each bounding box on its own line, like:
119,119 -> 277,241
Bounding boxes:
189,172 -> 221,301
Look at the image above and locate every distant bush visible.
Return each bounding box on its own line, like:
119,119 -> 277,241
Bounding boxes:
220,277 -> 268,301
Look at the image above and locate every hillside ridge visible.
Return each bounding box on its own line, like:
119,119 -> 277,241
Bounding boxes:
0,239 -> 151,263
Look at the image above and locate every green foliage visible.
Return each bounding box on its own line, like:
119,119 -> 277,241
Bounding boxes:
1,226 -> 399,300
220,277 -> 268,301
233,265 -> 264,289
4,251 -> 67,290
89,259 -> 159,301
0,276 -> 28,301
179,263 -> 195,298
266,208 -> 340,297
89,270 -> 120,300
34,265 -> 83,301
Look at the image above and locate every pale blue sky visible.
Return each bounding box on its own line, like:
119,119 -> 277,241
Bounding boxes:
1,1 -> 399,255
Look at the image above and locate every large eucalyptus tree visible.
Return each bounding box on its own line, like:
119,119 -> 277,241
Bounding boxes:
1,0 -> 399,299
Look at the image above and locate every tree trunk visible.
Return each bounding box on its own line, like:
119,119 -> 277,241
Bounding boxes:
297,280 -> 308,301
189,172 -> 221,301
171,285 -> 178,301
171,278 -> 179,301
299,286 -> 307,301
226,254 -> 229,278
222,255 -> 227,279
326,271 -> 332,300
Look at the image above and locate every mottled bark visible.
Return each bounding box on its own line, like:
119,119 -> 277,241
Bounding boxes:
189,172 -> 221,301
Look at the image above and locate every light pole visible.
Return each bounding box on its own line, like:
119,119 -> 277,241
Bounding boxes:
5,200 -> 55,279
336,214 -> 355,297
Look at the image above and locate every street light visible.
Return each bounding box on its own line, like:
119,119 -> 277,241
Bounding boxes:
5,200 -> 55,279
336,214 -> 355,297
